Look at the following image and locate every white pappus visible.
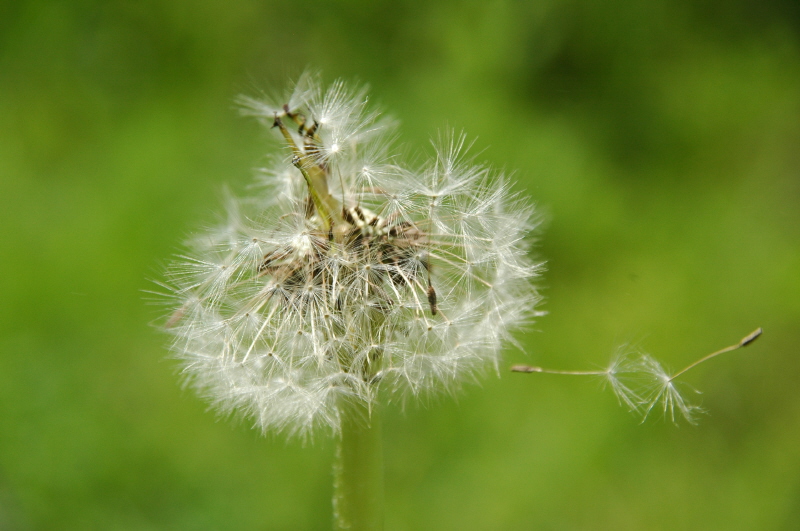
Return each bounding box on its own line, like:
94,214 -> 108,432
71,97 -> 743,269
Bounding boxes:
161,73 -> 544,438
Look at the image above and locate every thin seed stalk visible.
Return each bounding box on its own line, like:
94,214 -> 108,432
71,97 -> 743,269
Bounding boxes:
333,400 -> 384,531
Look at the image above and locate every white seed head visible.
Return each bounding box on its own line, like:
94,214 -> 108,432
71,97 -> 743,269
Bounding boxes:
163,74 -> 543,438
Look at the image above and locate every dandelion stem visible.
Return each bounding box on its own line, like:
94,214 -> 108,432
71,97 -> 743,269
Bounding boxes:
669,327 -> 762,381
333,400 -> 384,531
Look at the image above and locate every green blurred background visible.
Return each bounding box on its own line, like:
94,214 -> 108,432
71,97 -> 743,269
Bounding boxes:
1,1 -> 799,529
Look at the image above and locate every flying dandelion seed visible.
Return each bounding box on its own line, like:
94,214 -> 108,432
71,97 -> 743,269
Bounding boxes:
512,328 -> 763,424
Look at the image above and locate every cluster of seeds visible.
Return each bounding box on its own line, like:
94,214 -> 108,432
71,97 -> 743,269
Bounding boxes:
162,74 -> 542,437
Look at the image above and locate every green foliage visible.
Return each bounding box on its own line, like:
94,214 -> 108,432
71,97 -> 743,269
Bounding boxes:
1,1 -> 798,529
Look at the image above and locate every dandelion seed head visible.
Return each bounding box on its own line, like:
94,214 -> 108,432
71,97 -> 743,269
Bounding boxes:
162,75 -> 543,438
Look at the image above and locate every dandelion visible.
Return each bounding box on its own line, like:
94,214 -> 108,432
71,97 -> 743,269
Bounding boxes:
159,73 -> 542,529
512,328 -> 762,424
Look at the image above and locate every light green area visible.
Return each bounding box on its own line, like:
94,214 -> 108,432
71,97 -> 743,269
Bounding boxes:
1,1 -> 798,529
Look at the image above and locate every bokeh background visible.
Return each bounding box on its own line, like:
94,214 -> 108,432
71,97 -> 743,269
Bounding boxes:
1,1 -> 799,529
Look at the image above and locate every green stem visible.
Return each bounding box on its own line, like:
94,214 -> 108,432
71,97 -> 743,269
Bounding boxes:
333,400 -> 384,531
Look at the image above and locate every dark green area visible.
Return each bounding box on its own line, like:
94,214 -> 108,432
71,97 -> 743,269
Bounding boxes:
1,1 -> 798,529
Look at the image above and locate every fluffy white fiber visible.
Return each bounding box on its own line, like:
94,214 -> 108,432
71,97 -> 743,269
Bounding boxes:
162,73 -> 543,437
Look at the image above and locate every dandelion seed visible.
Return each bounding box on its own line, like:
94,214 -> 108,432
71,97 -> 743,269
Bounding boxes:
639,328 -> 763,424
512,329 -> 762,424
161,74 -> 543,438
